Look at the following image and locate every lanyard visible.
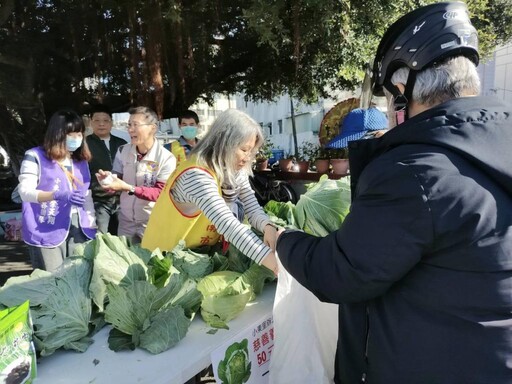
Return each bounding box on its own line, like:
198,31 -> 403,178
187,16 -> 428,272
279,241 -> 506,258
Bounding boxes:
57,162 -> 83,190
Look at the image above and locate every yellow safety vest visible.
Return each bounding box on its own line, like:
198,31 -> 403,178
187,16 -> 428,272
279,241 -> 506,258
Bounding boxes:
170,140 -> 187,166
141,158 -> 221,252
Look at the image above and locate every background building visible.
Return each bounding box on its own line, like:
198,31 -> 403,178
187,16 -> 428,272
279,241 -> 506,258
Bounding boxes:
479,43 -> 512,103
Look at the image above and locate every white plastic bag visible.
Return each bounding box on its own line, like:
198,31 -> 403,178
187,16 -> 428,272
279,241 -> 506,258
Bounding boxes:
269,255 -> 338,384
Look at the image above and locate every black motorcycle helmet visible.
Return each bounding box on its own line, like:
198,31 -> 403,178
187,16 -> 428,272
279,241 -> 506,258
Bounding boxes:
371,1 -> 479,110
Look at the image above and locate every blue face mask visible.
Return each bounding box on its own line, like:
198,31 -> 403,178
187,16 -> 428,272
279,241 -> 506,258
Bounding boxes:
66,135 -> 83,152
181,126 -> 198,140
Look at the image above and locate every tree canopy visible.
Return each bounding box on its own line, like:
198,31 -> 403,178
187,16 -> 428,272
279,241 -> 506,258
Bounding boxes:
0,0 -> 511,168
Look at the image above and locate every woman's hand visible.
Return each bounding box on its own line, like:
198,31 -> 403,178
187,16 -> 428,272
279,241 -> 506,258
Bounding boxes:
263,224 -> 278,251
261,251 -> 278,276
276,227 -> 286,240
96,170 -> 131,193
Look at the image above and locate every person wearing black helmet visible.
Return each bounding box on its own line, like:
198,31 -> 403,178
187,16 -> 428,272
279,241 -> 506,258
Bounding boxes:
276,2 -> 512,383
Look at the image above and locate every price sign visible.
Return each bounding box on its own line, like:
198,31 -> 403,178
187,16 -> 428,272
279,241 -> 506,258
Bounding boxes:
211,313 -> 274,384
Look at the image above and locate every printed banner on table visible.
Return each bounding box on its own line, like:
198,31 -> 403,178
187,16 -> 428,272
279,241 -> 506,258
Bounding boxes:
211,313 -> 274,384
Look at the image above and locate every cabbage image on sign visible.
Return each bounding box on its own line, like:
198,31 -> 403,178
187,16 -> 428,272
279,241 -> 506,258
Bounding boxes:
212,313 -> 274,384
217,339 -> 252,384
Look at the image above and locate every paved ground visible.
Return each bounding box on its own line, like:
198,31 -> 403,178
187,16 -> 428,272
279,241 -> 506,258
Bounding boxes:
0,238 -> 32,286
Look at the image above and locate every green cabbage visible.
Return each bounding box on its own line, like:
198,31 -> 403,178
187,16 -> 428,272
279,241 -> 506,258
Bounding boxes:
0,258 -> 93,356
197,264 -> 275,329
0,231 -> 275,356
104,277 -> 192,354
295,175 -> 351,236
88,233 -> 149,311
197,271 -> 251,329
170,241 -> 214,279
264,200 -> 298,228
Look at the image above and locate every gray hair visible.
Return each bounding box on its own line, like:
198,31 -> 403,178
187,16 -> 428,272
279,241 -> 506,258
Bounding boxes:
390,56 -> 481,106
192,109 -> 264,186
128,106 -> 159,125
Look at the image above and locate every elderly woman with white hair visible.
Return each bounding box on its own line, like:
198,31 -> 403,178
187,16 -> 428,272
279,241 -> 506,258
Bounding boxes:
96,106 -> 176,243
142,109 -> 278,274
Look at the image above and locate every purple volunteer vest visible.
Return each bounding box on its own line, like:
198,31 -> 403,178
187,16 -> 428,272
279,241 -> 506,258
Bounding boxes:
22,147 -> 96,247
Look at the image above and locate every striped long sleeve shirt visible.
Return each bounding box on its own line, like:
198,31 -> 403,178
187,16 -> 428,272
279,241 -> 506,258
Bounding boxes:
171,168 -> 272,264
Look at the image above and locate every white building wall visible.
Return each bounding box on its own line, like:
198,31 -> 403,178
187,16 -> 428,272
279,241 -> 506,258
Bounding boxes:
478,53 -> 497,97
234,92 -> 355,155
492,44 -> 512,103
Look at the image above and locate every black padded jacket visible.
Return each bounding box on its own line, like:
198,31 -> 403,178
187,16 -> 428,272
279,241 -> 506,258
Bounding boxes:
277,96 -> 512,384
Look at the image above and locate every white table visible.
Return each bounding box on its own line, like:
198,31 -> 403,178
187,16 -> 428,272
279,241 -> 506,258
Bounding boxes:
35,283 -> 276,384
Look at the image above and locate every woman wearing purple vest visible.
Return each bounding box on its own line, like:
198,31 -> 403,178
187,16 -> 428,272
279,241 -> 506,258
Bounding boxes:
18,109 -> 97,272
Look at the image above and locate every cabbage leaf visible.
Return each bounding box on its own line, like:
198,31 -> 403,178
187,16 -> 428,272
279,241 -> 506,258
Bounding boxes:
295,176 -> 351,236
88,233 -> 148,311
104,276 -> 191,354
0,258 -> 93,356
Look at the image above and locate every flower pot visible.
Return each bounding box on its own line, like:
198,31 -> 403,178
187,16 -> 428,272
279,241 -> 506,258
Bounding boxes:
315,159 -> 330,173
297,160 -> 310,173
279,158 -> 295,172
255,159 -> 268,171
330,158 -> 349,175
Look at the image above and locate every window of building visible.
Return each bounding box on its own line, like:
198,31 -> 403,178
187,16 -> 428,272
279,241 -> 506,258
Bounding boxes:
277,119 -> 283,134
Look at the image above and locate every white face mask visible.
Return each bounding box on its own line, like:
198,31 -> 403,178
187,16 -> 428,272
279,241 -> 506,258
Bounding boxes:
66,135 -> 83,152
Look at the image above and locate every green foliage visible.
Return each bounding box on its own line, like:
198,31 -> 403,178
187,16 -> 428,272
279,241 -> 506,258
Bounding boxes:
316,146 -> 331,160
0,0 -> 511,165
255,137 -> 274,162
327,148 -> 349,159
298,140 -> 320,162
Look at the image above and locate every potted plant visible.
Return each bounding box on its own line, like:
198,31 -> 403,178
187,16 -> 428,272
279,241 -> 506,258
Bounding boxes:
328,148 -> 349,175
254,137 -> 273,171
296,141 -> 317,173
314,147 -> 330,174
279,153 -> 296,172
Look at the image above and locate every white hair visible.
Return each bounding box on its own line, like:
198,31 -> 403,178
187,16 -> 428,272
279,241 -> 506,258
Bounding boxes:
390,56 -> 481,106
191,109 -> 264,186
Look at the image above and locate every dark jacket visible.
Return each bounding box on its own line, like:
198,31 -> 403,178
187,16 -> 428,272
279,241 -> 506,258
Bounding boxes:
86,133 -> 127,201
277,96 -> 512,383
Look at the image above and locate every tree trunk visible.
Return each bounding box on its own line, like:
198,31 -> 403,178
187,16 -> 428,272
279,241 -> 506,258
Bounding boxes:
127,4 -> 142,106
145,0 -> 166,118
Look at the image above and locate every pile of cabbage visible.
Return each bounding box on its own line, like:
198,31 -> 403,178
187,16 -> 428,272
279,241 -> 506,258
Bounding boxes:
0,234 -> 274,356
265,175 -> 351,236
